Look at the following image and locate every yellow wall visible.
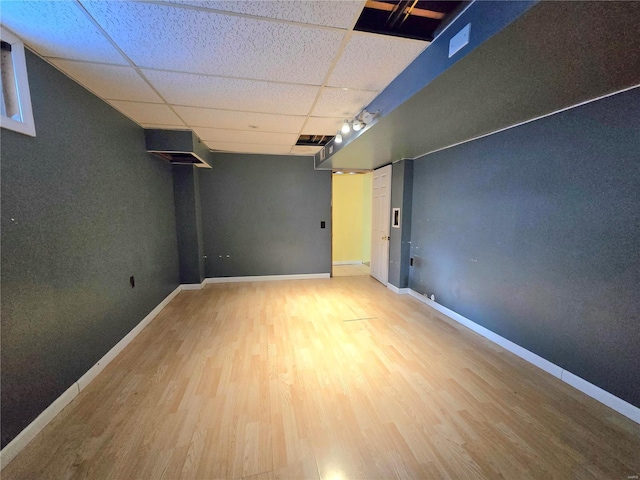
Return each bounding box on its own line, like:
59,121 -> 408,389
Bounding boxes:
361,172 -> 372,264
332,174 -> 372,263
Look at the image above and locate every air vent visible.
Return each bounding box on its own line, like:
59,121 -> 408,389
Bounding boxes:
145,129 -> 211,168
354,1 -> 467,42
296,134 -> 333,146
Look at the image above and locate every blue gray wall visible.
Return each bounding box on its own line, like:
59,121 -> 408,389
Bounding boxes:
0,52 -> 180,448
172,165 -> 205,284
199,153 -> 332,277
388,160 -> 413,289
409,88 -> 640,407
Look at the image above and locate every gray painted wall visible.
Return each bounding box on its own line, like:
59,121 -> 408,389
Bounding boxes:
172,165 -> 205,284
388,160 -> 413,289
199,153 -> 332,277
0,52 -> 180,448
409,88 -> 640,407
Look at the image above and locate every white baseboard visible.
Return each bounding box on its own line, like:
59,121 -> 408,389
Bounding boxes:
77,285 -> 181,391
0,284 -> 182,470
0,383 -> 78,470
332,261 -> 363,266
561,370 -> 640,424
180,282 -> 205,290
386,283 -> 410,295
404,289 -> 639,424
205,273 -> 330,283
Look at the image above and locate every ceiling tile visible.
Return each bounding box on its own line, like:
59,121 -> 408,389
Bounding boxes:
310,87 -> 378,118
290,145 -> 324,156
192,128 -> 297,145
328,32 -> 427,91
175,106 -> 306,133
142,70 -> 319,115
0,1 -> 128,65
49,60 -> 162,103
161,0 -> 364,29
205,142 -> 294,155
107,101 -> 185,126
302,117 -> 344,135
82,1 -> 345,84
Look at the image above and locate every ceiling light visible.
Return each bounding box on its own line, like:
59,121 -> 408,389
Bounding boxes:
341,120 -> 350,134
352,121 -> 363,132
335,171 -> 344,174
348,172 -> 356,175
335,132 -> 343,143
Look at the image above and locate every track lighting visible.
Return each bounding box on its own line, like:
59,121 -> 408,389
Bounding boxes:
352,121 -> 363,132
341,120 -> 350,134
335,132 -> 342,143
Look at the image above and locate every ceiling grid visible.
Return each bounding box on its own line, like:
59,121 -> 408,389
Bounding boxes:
0,0 -> 457,156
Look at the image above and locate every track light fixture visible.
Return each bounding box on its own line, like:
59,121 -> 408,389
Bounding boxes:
352,121 -> 363,132
341,120 -> 350,134
335,132 -> 343,143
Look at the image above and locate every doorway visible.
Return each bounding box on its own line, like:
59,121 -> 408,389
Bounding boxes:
370,165 -> 391,285
331,171 -> 373,277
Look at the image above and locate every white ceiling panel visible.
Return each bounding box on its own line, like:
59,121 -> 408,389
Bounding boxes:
206,142 -> 294,155
193,128 -> 297,145
0,1 -> 127,65
82,1 -> 345,84
50,60 -> 163,103
290,145 -> 324,156
175,106 -> 306,133
328,32 -> 427,91
302,117 -> 344,135
161,0 -> 364,29
310,87 -> 378,118
108,101 -> 185,126
142,70 -> 319,115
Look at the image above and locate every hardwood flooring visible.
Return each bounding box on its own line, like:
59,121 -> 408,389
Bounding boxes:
332,264 -> 370,277
3,276 -> 639,479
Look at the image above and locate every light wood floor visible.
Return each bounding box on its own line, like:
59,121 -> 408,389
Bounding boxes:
332,264 -> 370,277
3,276 -> 639,479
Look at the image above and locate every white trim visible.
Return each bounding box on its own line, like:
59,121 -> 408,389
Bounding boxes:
332,261 -> 363,266
180,282 -> 205,290
404,289 -> 640,424
561,371 -> 640,424
0,383 -> 78,469
0,26 -> 36,137
77,285 -> 181,391
205,273 -> 330,283
204,273 -> 331,283
386,283 -> 409,295
415,84 -> 640,160
0,285 -> 182,470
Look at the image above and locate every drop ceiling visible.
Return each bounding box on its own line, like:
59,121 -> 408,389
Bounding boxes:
0,0 -> 454,156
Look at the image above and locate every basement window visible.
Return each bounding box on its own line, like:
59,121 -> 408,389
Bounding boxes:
1,26 -> 36,137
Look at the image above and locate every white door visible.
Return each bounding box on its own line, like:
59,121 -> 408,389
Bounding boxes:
370,165 -> 391,285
